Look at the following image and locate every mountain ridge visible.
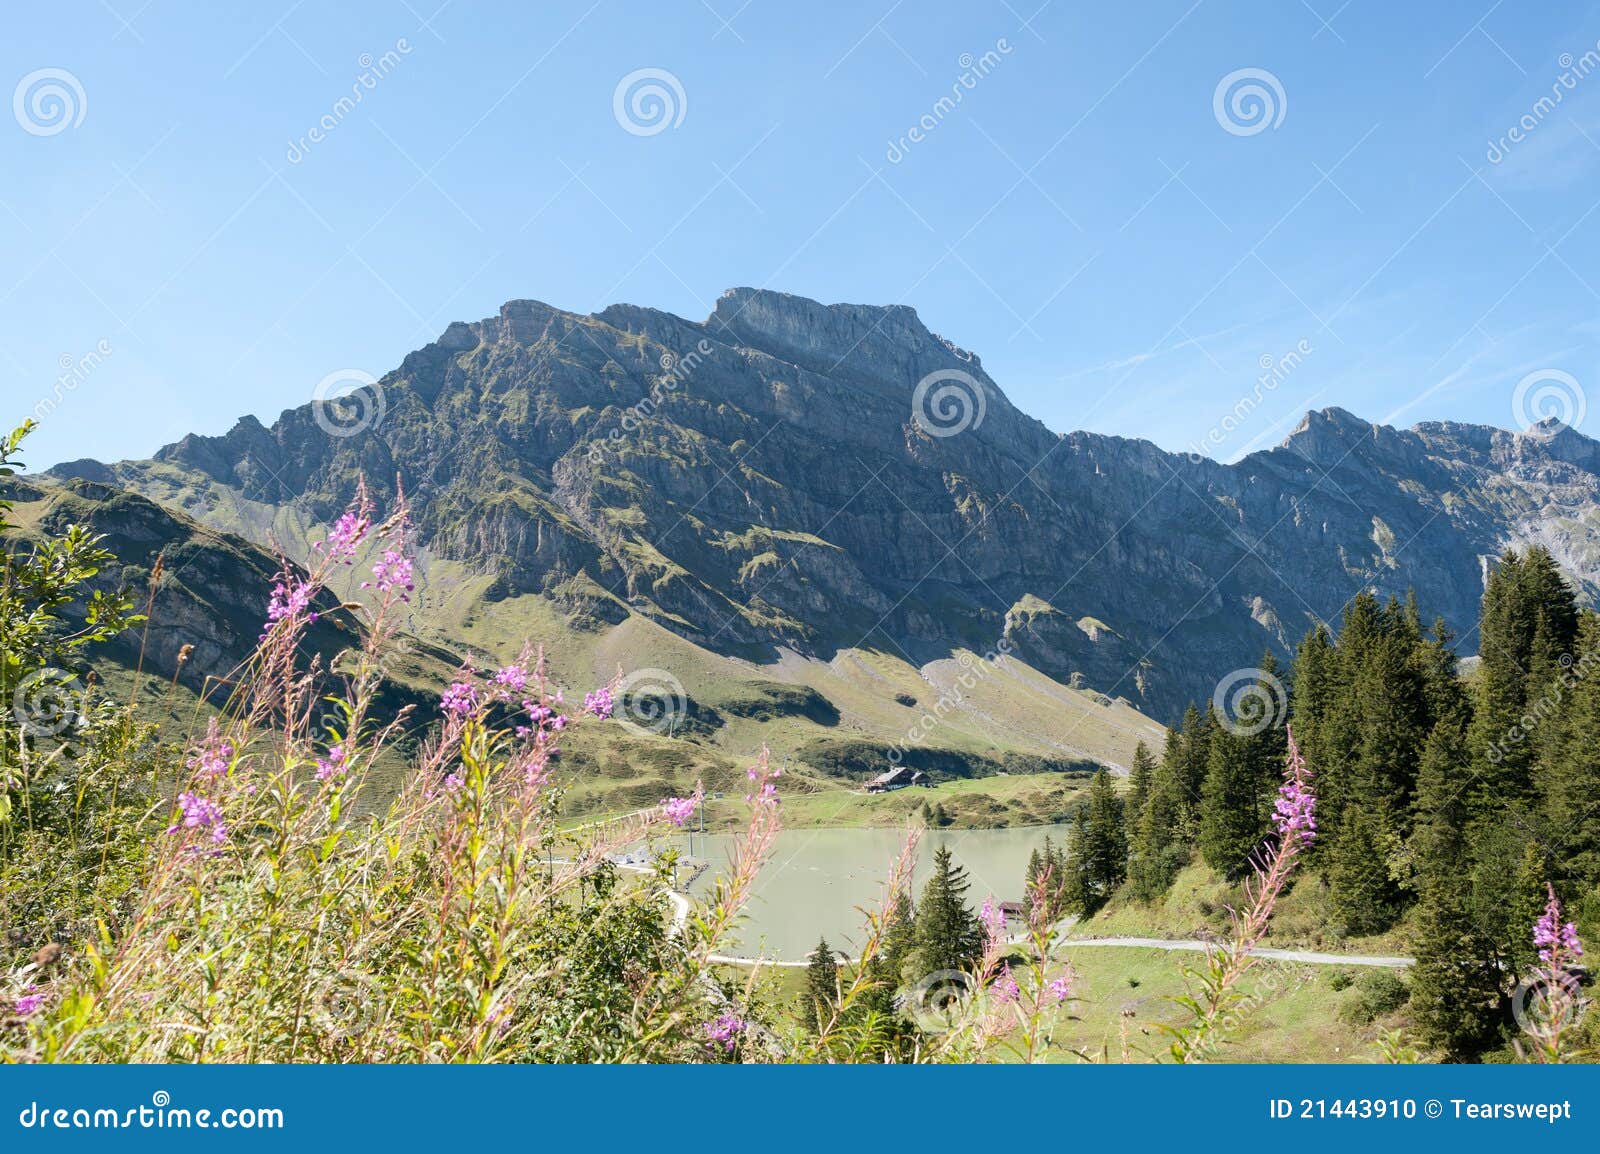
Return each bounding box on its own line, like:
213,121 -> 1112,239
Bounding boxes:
44,287 -> 1600,720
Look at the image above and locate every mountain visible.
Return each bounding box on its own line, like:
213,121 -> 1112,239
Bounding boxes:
45,288 -> 1600,731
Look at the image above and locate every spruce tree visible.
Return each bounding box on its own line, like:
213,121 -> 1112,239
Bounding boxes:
908,846 -> 982,980
1126,741 -> 1156,835
1328,804 -> 1398,935
1074,769 -> 1127,911
1408,721 -> 1504,1058
1130,751 -> 1187,901
1198,724 -> 1264,878
803,937 -> 839,1031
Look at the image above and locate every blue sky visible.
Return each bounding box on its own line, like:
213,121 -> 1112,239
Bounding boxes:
6,0 -> 1600,468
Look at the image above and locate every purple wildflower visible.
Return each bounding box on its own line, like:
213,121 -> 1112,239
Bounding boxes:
441,681 -> 478,717
315,744 -> 348,783
1534,885 -> 1585,964
980,896 -> 1007,942
317,509 -> 370,563
14,986 -> 44,1017
492,664 -> 528,695
263,576 -> 318,635
661,796 -> 697,826
168,792 -> 226,844
364,548 -> 414,601
1046,975 -> 1072,1004
1272,727 -> 1317,846
187,728 -> 234,782
704,1012 -> 746,1052
992,966 -> 1021,1004
583,686 -> 614,719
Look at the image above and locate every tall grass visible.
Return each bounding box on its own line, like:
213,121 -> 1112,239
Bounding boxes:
1,482 -> 1584,1063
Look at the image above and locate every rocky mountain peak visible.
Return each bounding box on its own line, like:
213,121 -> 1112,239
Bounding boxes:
46,287 -> 1600,720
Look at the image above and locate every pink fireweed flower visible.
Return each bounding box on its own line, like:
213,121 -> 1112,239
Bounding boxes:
363,548 -> 414,601
441,681 -> 478,717
168,792 -> 226,844
316,509 -> 370,563
14,986 -> 44,1017
980,895 -> 1007,942
1046,975 -> 1072,1004
661,796 -> 697,826
704,1012 -> 746,1052
492,664 -> 528,695
1272,727 -> 1317,846
1534,885 -> 1585,964
583,686 -> 614,719
186,728 -> 234,782
263,576 -> 317,636
992,966 -> 1021,1004
315,743 -> 348,783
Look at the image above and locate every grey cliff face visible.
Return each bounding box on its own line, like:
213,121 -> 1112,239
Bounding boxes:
57,288 -> 1600,721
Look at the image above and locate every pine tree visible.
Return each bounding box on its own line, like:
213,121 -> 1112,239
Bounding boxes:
1467,550 -> 1574,806
1126,741 -> 1156,835
1072,769 -> 1127,912
1130,748 -> 1187,900
1197,724 -> 1265,878
1408,721 -> 1505,1058
907,846 -> 982,980
802,937 -> 839,1031
1538,612 -> 1600,885
1328,804 -> 1397,935
1173,703 -> 1213,819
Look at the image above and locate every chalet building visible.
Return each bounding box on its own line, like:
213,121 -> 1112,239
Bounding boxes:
864,766 -> 929,793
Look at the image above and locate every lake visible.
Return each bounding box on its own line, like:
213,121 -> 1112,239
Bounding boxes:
670,825 -> 1070,960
